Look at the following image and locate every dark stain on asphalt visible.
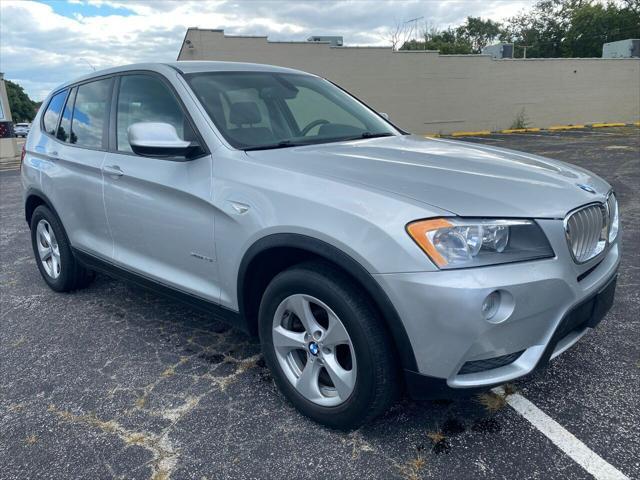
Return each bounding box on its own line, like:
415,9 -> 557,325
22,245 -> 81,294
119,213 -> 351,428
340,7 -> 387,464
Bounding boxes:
199,353 -> 225,364
432,438 -> 452,455
472,417 -> 503,434
442,418 -> 466,436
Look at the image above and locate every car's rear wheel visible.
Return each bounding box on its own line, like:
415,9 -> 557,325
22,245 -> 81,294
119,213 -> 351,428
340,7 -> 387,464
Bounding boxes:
259,261 -> 398,429
30,205 -> 94,292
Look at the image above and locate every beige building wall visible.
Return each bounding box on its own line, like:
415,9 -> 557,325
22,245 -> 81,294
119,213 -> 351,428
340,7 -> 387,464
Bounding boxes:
178,29 -> 640,134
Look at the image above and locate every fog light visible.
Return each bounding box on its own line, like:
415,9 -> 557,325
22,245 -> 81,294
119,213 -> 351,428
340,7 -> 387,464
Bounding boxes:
481,291 -> 501,320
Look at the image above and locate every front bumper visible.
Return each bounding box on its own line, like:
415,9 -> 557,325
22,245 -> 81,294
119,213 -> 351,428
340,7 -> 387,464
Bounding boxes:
404,271 -> 617,399
373,219 -> 620,397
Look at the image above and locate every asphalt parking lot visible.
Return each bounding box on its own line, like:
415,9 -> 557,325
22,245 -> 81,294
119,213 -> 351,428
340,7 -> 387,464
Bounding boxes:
1,127 -> 638,479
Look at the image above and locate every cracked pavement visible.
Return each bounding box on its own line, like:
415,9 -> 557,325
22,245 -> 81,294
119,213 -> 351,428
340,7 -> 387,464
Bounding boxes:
1,127 -> 639,479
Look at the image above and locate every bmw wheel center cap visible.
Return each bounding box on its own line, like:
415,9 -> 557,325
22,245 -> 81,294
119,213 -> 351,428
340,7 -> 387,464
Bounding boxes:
308,342 -> 319,356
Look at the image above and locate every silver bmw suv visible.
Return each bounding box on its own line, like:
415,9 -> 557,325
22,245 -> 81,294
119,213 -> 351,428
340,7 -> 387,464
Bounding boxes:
22,62 -> 619,429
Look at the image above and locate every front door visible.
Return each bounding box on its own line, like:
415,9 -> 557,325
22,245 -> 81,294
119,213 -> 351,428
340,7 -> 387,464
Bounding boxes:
102,73 -> 219,301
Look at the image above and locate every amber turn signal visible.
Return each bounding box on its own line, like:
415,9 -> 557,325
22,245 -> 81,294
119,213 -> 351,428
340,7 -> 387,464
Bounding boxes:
406,218 -> 453,267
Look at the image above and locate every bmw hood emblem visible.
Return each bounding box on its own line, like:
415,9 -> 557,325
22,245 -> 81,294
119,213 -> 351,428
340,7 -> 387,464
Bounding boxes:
308,342 -> 319,356
577,183 -> 597,194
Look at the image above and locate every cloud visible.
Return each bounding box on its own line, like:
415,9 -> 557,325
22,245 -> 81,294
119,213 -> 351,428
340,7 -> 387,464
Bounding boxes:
0,0 -> 534,100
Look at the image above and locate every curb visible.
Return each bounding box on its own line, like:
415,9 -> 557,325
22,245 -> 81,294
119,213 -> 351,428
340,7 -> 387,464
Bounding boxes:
548,125 -> 585,131
450,130 -> 491,137
499,128 -> 541,134
591,122 -> 627,128
426,121 -> 639,138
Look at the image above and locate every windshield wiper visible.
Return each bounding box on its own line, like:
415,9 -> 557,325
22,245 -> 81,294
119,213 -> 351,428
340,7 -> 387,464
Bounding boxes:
339,132 -> 395,142
243,132 -> 395,151
243,140 -> 309,151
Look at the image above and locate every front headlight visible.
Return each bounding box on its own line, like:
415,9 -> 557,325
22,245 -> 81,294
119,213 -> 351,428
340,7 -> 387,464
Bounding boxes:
407,218 -> 554,269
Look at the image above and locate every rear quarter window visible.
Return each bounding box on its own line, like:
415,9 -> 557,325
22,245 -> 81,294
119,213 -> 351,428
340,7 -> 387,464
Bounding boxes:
43,90 -> 68,135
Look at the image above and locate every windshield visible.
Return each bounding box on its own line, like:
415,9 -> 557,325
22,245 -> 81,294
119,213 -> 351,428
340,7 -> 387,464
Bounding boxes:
186,71 -> 398,150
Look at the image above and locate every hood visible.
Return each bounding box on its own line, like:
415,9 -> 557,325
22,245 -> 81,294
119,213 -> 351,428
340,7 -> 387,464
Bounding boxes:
246,134 -> 611,218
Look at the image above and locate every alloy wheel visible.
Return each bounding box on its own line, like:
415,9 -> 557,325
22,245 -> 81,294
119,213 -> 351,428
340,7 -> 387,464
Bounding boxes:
36,219 -> 61,279
272,294 -> 357,407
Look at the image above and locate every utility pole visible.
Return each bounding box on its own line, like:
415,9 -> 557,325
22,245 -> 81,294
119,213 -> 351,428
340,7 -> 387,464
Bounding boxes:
80,58 -> 96,71
404,16 -> 424,49
521,45 -> 531,59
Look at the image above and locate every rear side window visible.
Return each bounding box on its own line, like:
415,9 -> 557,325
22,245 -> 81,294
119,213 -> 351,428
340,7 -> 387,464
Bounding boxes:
116,74 -> 194,153
43,90 -> 68,135
56,88 -> 76,143
71,79 -> 111,149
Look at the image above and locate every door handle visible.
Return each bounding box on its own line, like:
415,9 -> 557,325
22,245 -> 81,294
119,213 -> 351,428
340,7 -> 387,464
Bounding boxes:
102,165 -> 124,177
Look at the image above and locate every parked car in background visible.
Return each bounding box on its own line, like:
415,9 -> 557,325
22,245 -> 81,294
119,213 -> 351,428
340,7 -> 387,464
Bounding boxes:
21,62 -> 619,429
14,122 -> 30,137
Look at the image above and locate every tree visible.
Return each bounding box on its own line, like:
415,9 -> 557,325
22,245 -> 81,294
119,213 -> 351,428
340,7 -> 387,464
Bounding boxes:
393,0 -> 640,58
501,0 -> 640,58
400,23 -> 474,54
456,17 -> 503,53
5,80 -> 38,123
384,21 -> 410,50
564,1 -> 640,57
400,17 -> 502,54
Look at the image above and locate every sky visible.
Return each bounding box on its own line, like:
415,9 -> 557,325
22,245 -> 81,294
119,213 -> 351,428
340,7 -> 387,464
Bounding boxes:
0,0 -> 535,101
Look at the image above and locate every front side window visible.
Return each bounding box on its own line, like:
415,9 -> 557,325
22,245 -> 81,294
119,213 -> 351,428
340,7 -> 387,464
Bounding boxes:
43,90 -> 68,136
116,74 -> 194,153
186,72 -> 397,150
71,78 -> 111,149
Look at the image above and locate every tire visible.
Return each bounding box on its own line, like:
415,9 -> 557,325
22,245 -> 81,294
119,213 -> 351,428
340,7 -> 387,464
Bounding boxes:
259,261 -> 398,429
30,205 -> 94,292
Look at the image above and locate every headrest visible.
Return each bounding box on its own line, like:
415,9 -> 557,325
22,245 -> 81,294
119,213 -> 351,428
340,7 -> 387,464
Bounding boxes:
229,101 -> 261,126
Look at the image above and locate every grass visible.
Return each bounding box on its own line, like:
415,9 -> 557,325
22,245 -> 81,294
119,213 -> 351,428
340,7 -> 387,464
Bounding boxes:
397,455 -> 426,480
476,384 -> 517,412
476,391 -> 507,412
503,383 -> 517,396
510,108 -> 530,130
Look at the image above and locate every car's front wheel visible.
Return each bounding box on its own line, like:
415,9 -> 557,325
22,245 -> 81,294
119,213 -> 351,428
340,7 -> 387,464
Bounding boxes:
30,205 -> 94,292
259,261 -> 398,429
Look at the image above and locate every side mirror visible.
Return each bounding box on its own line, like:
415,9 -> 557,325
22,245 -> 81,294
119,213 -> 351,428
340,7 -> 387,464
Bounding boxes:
379,112 -> 389,120
128,122 -> 195,159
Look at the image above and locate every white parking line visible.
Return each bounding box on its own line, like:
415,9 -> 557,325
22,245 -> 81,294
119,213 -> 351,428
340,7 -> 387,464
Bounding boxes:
494,388 -> 629,480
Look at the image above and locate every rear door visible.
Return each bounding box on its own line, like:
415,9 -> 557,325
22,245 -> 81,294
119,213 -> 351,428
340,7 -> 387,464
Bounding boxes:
102,72 -> 219,301
38,78 -> 114,259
